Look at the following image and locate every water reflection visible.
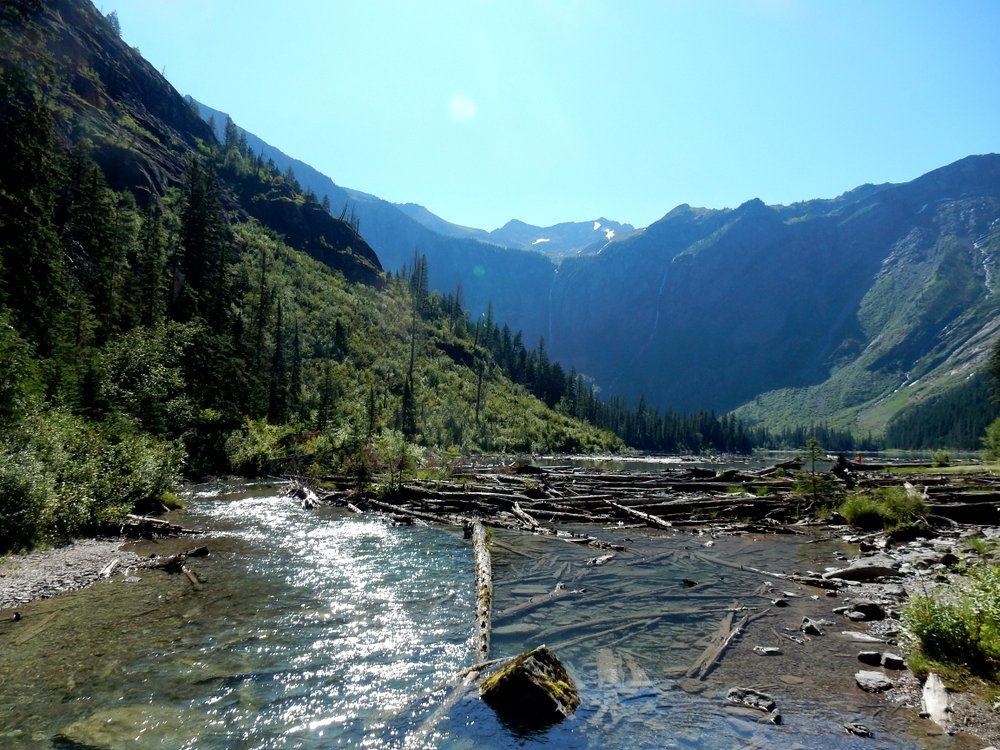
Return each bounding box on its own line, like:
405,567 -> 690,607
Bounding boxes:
0,482 -> 976,749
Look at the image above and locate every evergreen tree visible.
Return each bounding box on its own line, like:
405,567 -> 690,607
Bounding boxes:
267,298 -> 288,423
289,318 -> 302,419
317,360 -> 335,430
0,70 -> 68,356
135,203 -> 168,327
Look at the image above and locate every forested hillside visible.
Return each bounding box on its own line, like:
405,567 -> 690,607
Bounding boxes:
188,99 -> 1000,443
0,0 -> 623,552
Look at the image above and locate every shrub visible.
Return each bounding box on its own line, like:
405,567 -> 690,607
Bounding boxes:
0,409 -> 182,552
839,486 -> 927,530
931,451 -> 950,468
903,565 -> 1000,680
985,417 -> 1000,461
225,419 -> 294,476
0,444 -> 56,552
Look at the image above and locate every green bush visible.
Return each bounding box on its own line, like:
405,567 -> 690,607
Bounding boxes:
985,417 -> 1000,461
931,451 -> 950,468
903,565 -> 1000,681
0,444 -> 56,552
225,418 -> 294,476
0,409 -> 182,552
839,485 -> 927,530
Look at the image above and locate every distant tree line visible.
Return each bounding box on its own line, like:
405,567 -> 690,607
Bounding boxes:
397,256 -> 886,455
884,374 -> 999,450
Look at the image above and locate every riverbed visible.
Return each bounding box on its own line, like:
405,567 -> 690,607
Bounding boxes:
0,481 -> 980,748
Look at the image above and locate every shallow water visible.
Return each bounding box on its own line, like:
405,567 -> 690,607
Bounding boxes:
0,482 -> 977,749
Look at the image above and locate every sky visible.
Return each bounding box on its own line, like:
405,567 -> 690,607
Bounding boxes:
111,0 -> 1000,230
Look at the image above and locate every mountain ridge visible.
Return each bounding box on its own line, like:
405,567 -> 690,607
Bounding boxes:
183,101 -> 1000,437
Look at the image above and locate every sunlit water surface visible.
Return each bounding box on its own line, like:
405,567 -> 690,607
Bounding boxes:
0,481 -> 976,749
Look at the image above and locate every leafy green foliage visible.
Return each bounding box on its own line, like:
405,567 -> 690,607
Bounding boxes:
839,486 -> 928,530
903,565 -> 1000,682
0,410 -> 182,552
0,63 -> 619,550
984,417 -> 1000,461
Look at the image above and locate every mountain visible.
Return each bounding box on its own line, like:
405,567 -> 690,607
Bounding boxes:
0,0 -> 381,285
191,91 -> 1000,435
394,206 -> 636,259
188,97 -> 557,337
487,217 -> 636,258
541,157 -> 1000,432
0,0 -> 621,550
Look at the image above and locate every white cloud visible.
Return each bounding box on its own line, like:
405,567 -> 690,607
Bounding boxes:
449,94 -> 477,123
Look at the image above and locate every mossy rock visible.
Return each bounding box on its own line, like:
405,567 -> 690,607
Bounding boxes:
480,646 -> 580,728
158,492 -> 186,510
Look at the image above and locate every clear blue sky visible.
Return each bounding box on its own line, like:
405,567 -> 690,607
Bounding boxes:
111,0 -> 999,230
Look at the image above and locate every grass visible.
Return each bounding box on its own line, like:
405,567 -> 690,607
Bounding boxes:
903,565 -> 1000,689
838,486 -> 927,530
887,463 -> 1000,476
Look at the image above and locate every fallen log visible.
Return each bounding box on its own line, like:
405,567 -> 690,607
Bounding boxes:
122,514 -> 197,537
607,500 -> 673,531
494,582 -> 581,623
470,521 -> 493,661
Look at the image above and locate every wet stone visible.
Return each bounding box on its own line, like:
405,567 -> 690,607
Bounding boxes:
725,687 -> 776,713
801,617 -> 824,635
855,670 -> 893,692
881,652 -> 905,670
857,651 -> 882,666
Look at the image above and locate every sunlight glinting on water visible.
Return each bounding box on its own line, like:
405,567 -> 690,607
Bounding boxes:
191,490 -> 472,746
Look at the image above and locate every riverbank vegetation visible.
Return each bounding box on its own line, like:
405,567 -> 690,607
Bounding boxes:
904,560 -> 1000,690
0,64 -> 620,552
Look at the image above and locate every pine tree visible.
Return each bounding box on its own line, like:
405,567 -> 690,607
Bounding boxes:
289,318 -> 302,419
317,361 -> 335,430
267,298 -> 288,423
0,71 -> 68,356
133,203 -> 167,326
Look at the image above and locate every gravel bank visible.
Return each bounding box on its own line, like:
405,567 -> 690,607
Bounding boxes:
0,538 -> 141,611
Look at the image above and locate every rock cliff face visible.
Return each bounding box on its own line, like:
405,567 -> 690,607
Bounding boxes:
0,0 -> 381,285
547,156 -> 1000,430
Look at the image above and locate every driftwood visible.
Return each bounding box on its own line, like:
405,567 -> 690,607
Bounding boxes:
494,582 -> 581,623
405,521 -> 493,748
470,521 -> 493,661
98,558 -> 121,579
607,500 -> 673,530
122,514 -> 197,537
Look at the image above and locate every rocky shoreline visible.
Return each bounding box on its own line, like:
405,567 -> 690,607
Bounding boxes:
0,538 -> 141,612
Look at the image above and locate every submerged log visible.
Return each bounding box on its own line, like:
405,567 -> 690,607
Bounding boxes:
470,521 -> 493,662
494,582 -> 581,623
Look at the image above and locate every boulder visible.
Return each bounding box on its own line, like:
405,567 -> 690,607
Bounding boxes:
850,600 -> 887,620
857,651 -> 882,666
881,652 -> 905,670
855,670 -> 893,692
480,647 -> 580,727
823,557 -> 899,582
